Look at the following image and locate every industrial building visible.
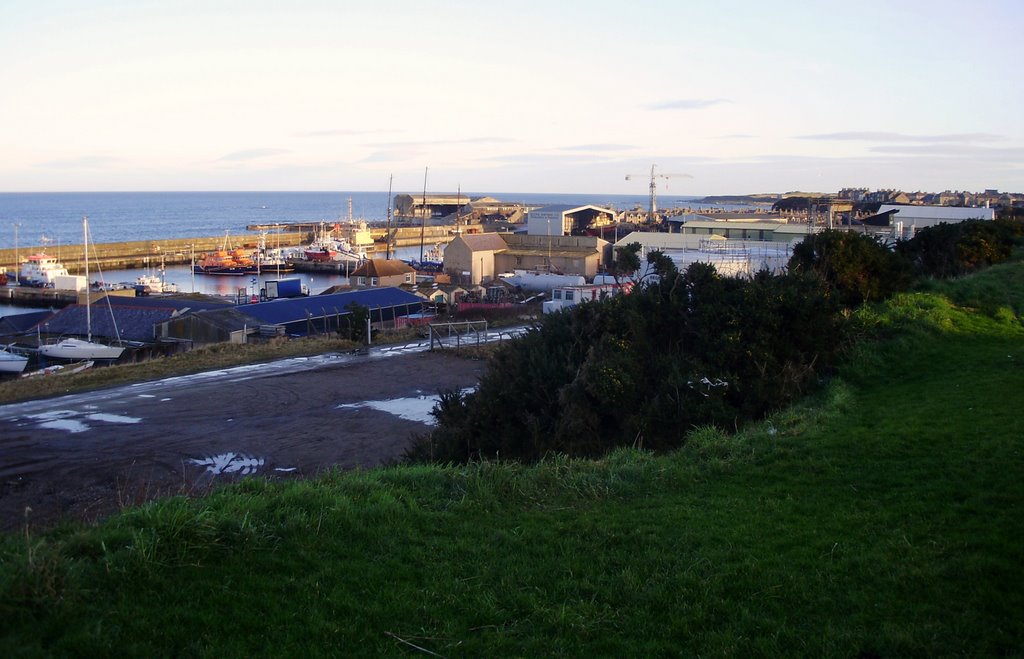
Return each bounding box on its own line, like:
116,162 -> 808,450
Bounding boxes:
158,288 -> 424,345
526,204 -> 618,236
443,232 -> 611,285
876,204 -> 995,229
613,232 -> 794,278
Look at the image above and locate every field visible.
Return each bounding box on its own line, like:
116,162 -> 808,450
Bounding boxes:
1,262 -> 1022,655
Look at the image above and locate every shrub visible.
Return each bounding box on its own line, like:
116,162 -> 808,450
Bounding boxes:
896,219 -> 1020,278
788,229 -> 912,307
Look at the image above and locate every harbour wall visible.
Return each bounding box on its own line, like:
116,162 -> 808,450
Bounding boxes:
0,232 -> 308,274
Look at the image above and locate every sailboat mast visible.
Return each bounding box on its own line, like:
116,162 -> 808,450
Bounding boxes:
420,167 -> 428,263
83,216 -> 91,342
385,174 -> 393,260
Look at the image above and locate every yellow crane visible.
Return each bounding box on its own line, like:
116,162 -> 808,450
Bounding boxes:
625,165 -> 693,225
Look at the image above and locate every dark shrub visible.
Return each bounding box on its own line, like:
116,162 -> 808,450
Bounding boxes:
788,230 -> 912,308
896,219 -> 1019,279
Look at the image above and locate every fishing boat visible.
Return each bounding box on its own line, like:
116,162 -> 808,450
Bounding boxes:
193,231 -> 260,275
0,347 -> 28,374
39,217 -> 125,361
18,252 -> 70,287
301,222 -> 366,264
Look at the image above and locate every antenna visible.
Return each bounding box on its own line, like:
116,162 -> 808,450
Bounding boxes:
420,166 -> 428,263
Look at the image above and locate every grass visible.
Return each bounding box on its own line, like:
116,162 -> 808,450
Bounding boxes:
0,265 -> 1022,655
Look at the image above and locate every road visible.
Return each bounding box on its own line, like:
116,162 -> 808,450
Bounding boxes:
0,338 -> 500,531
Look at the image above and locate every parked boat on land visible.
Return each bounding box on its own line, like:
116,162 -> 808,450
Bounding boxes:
18,252 -> 70,287
39,217 -> 125,362
22,360 -> 94,378
0,346 -> 29,374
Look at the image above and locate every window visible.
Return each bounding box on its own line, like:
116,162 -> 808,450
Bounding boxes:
553,289 -> 562,300
405,273 -> 414,283
564,291 -> 575,302
370,277 -> 378,286
357,277 -> 366,286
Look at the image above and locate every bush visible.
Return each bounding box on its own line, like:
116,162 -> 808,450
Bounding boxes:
408,260 -> 845,464
788,230 -> 912,307
896,219 -> 1020,278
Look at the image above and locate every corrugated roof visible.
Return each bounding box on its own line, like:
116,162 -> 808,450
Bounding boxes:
456,233 -> 509,252
237,287 -> 423,325
350,259 -> 416,278
0,310 -> 54,337
99,294 -> 232,312
33,304 -> 178,342
529,204 -> 613,215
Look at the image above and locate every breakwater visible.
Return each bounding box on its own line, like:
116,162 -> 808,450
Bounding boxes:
0,232 -> 308,274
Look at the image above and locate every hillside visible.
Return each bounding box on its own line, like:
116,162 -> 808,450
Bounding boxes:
1,262 -> 1023,655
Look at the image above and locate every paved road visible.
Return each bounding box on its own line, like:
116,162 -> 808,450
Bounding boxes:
0,338 -> 502,531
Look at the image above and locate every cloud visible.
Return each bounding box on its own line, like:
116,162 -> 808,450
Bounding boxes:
869,144 -> 1024,159
218,148 -> 290,161
363,137 -> 515,148
37,156 -> 122,169
646,98 -> 732,111
798,131 -> 1002,143
295,129 -> 402,138
560,144 -> 638,152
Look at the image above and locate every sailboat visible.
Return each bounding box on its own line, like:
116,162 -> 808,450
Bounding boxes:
39,217 -> 125,361
0,346 -> 29,374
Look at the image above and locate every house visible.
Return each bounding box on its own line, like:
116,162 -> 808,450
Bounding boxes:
349,259 -> 417,287
542,283 -> 626,314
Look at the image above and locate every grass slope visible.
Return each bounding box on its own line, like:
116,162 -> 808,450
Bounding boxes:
1,265 -> 1022,656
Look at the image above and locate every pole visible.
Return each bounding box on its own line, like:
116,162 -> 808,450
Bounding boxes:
83,216 -> 91,342
386,174 -> 393,260
648,164 -> 657,225
13,223 -> 19,284
190,243 -> 196,293
420,166 -> 428,263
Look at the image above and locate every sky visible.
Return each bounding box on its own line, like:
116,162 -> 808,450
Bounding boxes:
1,0 -> 1022,196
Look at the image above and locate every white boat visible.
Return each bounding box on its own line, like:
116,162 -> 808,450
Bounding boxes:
133,273 -> 178,294
0,347 -> 28,374
19,252 -> 70,287
22,360 -> 94,378
39,217 -> 125,362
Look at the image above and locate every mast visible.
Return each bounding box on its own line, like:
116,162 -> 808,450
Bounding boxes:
385,174 -> 394,260
419,166 -> 428,263
83,216 -> 91,342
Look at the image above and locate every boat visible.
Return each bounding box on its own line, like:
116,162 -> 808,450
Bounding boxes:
18,252 -> 70,287
0,347 -> 28,374
22,360 -> 94,378
193,231 -> 260,275
132,256 -> 178,293
39,217 -> 125,361
301,222 -> 366,264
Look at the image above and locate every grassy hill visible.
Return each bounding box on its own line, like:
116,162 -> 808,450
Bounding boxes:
2,262 -> 1022,656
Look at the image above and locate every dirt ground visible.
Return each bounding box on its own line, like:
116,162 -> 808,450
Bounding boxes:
0,350 -> 487,532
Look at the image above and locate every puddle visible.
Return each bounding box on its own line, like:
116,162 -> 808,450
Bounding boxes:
86,413 -> 141,424
338,388 -> 475,425
37,419 -> 89,433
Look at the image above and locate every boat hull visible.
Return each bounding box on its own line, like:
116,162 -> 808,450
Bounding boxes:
0,351 -> 28,374
39,339 -> 125,361
192,265 -> 259,276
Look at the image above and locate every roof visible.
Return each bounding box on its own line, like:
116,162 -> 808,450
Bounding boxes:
93,293 -> 232,312
349,259 -> 416,278
454,233 -> 509,252
0,310 -> 54,337
877,204 -> 995,222
528,204 -> 616,216
235,287 -> 424,325
32,303 -> 179,342
665,213 -> 716,223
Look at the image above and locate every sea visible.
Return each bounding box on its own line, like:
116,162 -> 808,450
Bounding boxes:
0,190 -> 747,316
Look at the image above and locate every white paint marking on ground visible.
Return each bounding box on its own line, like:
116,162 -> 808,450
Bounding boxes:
38,419 -> 90,433
137,394 -> 156,398
86,413 -> 142,424
160,398 -> 171,402
274,467 -> 297,473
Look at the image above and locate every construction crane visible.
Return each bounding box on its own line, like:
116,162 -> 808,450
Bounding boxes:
625,165 -> 693,225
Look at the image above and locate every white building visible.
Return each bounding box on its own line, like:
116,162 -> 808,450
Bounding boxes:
527,204 -> 618,236
542,283 -> 626,314
878,204 -> 995,229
